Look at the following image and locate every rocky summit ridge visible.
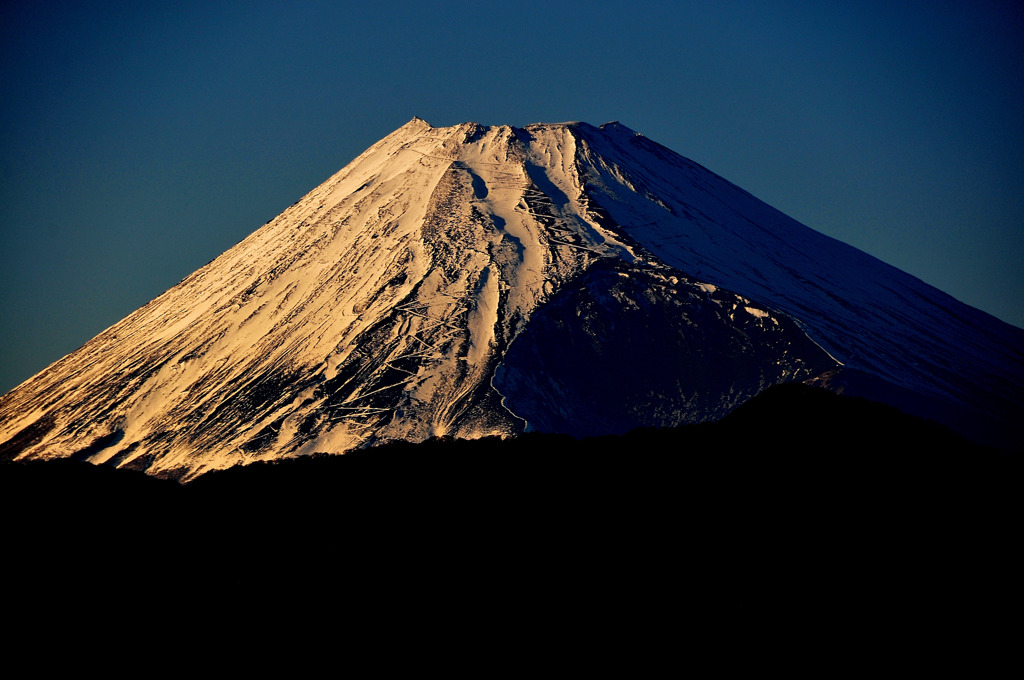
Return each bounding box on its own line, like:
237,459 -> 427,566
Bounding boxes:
2,118 -> 1021,479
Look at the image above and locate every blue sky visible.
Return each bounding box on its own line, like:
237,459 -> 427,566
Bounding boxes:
2,0 -> 1022,394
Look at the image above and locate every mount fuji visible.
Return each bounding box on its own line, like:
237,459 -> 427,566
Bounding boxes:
2,118 -> 1021,480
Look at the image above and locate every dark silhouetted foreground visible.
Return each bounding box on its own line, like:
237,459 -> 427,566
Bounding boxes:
1,385 -> 1013,659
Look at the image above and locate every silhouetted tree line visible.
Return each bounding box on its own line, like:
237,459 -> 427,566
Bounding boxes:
0,384 -> 1013,647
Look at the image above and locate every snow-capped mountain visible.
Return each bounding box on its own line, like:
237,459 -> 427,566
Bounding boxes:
1,118 -> 1021,479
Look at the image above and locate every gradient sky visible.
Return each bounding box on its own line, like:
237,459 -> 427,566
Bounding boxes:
2,0 -> 1022,394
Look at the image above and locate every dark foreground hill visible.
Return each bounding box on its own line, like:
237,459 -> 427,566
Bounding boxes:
2,384 -> 1013,650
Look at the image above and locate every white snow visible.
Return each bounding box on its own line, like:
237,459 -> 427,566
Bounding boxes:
2,117 -> 1020,476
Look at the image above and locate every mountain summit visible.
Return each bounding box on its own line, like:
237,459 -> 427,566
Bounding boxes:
2,119 -> 1021,478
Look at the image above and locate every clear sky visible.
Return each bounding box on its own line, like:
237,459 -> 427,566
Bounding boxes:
2,0 -> 1022,395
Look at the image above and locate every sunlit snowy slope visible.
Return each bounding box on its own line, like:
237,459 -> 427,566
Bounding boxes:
2,118 -> 1021,479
